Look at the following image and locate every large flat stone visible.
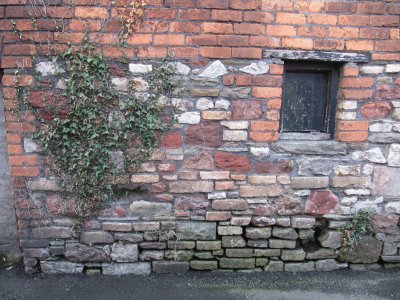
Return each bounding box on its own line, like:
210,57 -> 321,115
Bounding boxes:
176,222 -> 216,240
129,201 -> 172,220
368,133 -> 400,144
80,231 -> 114,244
372,166 -> 400,198
102,263 -> 151,275
219,258 -> 255,269
272,141 -> 347,155
40,261 -> 83,274
110,243 -> 138,262
152,261 -> 189,273
65,243 -> 109,262
31,227 -> 72,239
169,181 -> 214,193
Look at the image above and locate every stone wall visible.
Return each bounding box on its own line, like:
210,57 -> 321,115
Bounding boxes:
1,0 -> 400,274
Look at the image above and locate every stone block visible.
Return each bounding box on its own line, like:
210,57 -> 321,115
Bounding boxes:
305,190 -> 339,215
251,216 -> 277,227
222,236 -> 246,248
190,260 -> 218,270
306,248 -> 337,260
318,231 -> 343,249
247,240 -> 269,248
231,217 -> 252,226
129,201 -> 172,220
23,248 -> 49,259
114,233 -> 143,243
200,171 -> 230,180
196,241 -> 221,251
248,175 -> 277,185
41,261 -> 83,274
80,231 -> 114,244
133,222 -> 160,232
339,236 -> 383,263
281,248 -> 306,261
272,141 -> 347,155
152,261 -> 189,273
245,227 -> 272,239
218,226 -> 243,235
331,176 -> 371,188
291,217 -> 315,229
254,249 -> 281,257
388,144 -> 400,167
240,185 -> 283,198
102,222 -> 132,232
212,199 -> 247,211
223,130 -> 248,141
226,248 -> 254,258
131,175 -> 159,183
285,262 -> 315,272
165,250 -> 194,261
168,241 -> 196,250
139,251 -> 164,261
315,259 -> 348,271
169,181 -> 214,193
264,260 -> 284,272
372,166 -> 400,197
31,227 -> 72,239
291,177 -> 329,189
65,244 -> 109,262
219,258 -> 255,269
103,263 -> 151,275
176,222 -> 216,240
269,239 -> 296,249
272,227 -> 298,240
110,243 -> 138,262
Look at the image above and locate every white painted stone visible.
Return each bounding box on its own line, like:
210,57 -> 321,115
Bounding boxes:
341,197 -> 357,206
352,197 -> 383,214
386,64 -> 400,73
111,77 -> 128,92
177,112 -> 200,124
352,148 -> 387,164
221,121 -> 248,130
344,189 -> 370,196
173,62 -> 190,75
385,202 -> 400,214
208,192 -> 226,200
363,164 -> 374,176
337,100 -> 357,110
215,99 -> 231,110
360,66 -> 384,75
388,144 -> 400,167
393,123 -> 400,132
129,64 -> 152,74
35,61 -> 65,76
223,130 -> 248,141
250,147 -> 270,157
239,62 -> 269,75
369,122 -> 393,133
336,111 -> 356,120
294,190 -> 310,196
196,98 -> 214,110
24,138 -> 38,153
199,60 -> 228,78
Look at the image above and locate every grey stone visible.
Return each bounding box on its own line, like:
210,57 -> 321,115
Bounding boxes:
352,148 -> 387,164
264,50 -> 370,63
196,241 -> 221,251
381,256 -> 400,263
269,239 -> 296,249
111,77 -> 128,92
196,98 -> 214,110
114,233 -> 143,243
23,258 -> 37,267
264,260 -> 284,272
226,248 -> 254,258
306,248 -> 337,260
218,226 -> 242,235
139,251 -> 164,261
245,227 -> 272,239
176,222 -> 216,240
272,141 -> 347,155
368,133 -> 400,144
215,99 -> 230,110
349,263 -> 382,271
281,248 -> 306,261
139,242 -> 166,250
388,144 -> 400,167
24,138 -> 38,153
190,260 -> 218,270
110,243 -> 138,262
199,60 -> 228,78
220,87 -> 251,99
272,227 -> 298,240
65,243 -> 109,262
298,158 -> 351,176
331,177 -> 371,188
383,243 -> 398,256
152,261 -> 189,273
222,236 -> 247,248
319,231 -> 343,249
285,262 -> 315,272
194,251 -> 214,259
254,249 -> 281,257
247,240 -> 269,248
299,229 -> 315,241
103,222 -> 131,232
41,261 -> 83,274
315,259 -> 348,271
31,227 -> 72,239
339,237 -> 383,263
80,231 -> 114,244
372,166 -> 400,197
239,62 -> 269,75
129,201 -> 172,220
219,258 -> 255,269
168,241 -> 196,250
20,239 -> 49,248
291,217 -> 315,229
173,62 -> 190,75
23,248 -> 49,258
102,263 -> 151,275
165,250 -> 194,261
256,258 -> 269,267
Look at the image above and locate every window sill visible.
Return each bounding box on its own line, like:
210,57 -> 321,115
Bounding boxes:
279,132 -> 331,141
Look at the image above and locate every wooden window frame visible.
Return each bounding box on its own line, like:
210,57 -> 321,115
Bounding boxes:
280,61 -> 340,138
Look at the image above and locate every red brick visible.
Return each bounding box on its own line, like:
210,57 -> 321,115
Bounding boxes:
218,35 -> 248,47
297,26 -> 329,38
342,89 -> 373,100
252,87 -> 282,98
55,32 -> 86,44
314,39 -> 345,51
370,16 -> 399,27
336,121 -> 369,131
179,9 -> 211,20
249,36 -> 280,48
211,9 -> 242,22
202,22 -> 233,34
165,0 -> 197,7
170,21 -> 200,33
340,78 -> 374,89
5,6 -> 30,18
223,75 -> 235,86
1,56 -> 32,69
375,41 -> 400,52
200,47 -> 231,58
168,47 -> 198,58
146,8 -> 177,19
154,34 -> 185,45
357,2 -> 386,14
75,7 -> 109,18
186,34 -> 217,46
230,0 -> 261,10
329,27 -> 359,39
9,155 -> 38,166
3,44 -> 35,56
126,34 -> 153,45
342,65 -> 359,77
256,160 -> 292,174
234,23 -> 265,35
307,14 -> 337,25
137,47 -> 168,58
7,134 -> 21,144
267,99 -> 282,110
232,101 -> 262,120
89,33 -> 119,44
270,64 -> 284,75
232,47 -> 262,59
250,131 -> 279,142
68,20 -> 102,31
262,0 -> 293,11
206,212 -> 231,221
325,2 -> 356,13
338,15 -> 369,26
102,47 -> 134,59
243,11 -> 274,23
294,1 -> 325,12
2,75 -> 33,87
282,38 -> 313,50
235,75 -> 251,86
345,40 -> 374,51
267,25 -> 296,36
8,145 -> 23,155
199,0 -> 228,8
360,102 -> 392,119
215,152 -> 251,172
11,166 -> 39,177
252,75 -> 282,87
276,12 -> 306,25
335,131 -> 368,142
251,121 -> 279,131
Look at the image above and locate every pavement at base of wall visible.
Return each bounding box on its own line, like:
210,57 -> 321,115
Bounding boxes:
0,265 -> 399,300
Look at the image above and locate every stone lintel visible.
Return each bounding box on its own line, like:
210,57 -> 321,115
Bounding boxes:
263,50 -> 370,63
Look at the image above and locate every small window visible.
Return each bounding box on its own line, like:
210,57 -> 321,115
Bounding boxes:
280,62 -> 339,138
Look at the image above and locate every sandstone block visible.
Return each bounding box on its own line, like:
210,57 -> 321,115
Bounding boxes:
245,227 -> 272,239
169,181 -> 214,193
176,222 -> 216,240
80,231 -> 114,244
291,177 -> 329,189
218,226 -> 243,235
129,201 -> 172,220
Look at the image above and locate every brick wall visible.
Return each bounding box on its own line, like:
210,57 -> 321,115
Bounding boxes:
1,0 -> 400,274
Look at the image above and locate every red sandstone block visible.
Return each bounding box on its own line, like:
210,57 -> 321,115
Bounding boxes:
200,47 -> 231,58
2,75 -> 33,87
161,132 -> 183,149
234,23 -> 265,35
338,15 -> 369,26
252,87 -> 282,98
214,152 -> 251,172
206,211 -> 231,221
336,121 -> 369,131
199,0 -> 228,9
307,14 -> 337,25
342,89 -> 373,100
251,121 -> 279,131
345,40 -> 374,51
243,11 -> 274,23
232,47 -> 261,59
9,155 -> 38,166
211,9 -> 242,22
230,0 -> 260,10
202,22 -> 233,34
370,16 -> 399,27
1,56 -> 32,69
282,37 -> 313,50
250,131 -> 279,142
11,166 -> 39,177
360,102 -> 391,120
218,35 -> 248,47
215,181 -> 237,191
179,9 -> 211,20
340,78 -> 374,89
8,145 -> 23,155
154,34 -> 185,45
146,8 -> 177,19
276,12 -> 306,25
335,131 -> 368,142
267,25 -> 296,37
249,36 -> 280,48
186,34 -> 217,45
75,7 -> 108,18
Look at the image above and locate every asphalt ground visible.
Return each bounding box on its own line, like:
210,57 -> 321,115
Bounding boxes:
0,265 -> 399,300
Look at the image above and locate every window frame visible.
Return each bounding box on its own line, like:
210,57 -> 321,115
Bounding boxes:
280,61 -> 340,138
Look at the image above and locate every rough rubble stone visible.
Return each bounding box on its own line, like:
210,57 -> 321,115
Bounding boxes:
176,222 -> 216,240
351,148 -> 387,164
31,227 -> 72,239
368,133 -> 400,144
305,190 -> 339,215
183,151 -> 214,170
65,243 -> 109,262
190,260 -> 218,270
239,62 -> 269,75
215,99 -> 230,110
339,237 -> 383,263
285,262 -> 315,272
272,141 -> 347,155
111,77 -> 128,91
318,231 -> 343,249
199,60 -> 228,78
306,248 -> 337,260
388,144 -> 400,167
264,260 -> 284,272
129,64 -> 152,74
372,166 -> 400,197
226,248 -> 254,258
35,61 -> 65,76
269,239 -> 296,249
177,112 -> 201,124
103,263 -> 151,275
196,98 -> 214,110
186,124 -> 222,148
281,248 -> 306,261
246,227 -> 272,239
80,231 -> 114,244
222,236 -> 247,248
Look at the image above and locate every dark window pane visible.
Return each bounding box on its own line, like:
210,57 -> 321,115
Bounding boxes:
282,71 -> 328,132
